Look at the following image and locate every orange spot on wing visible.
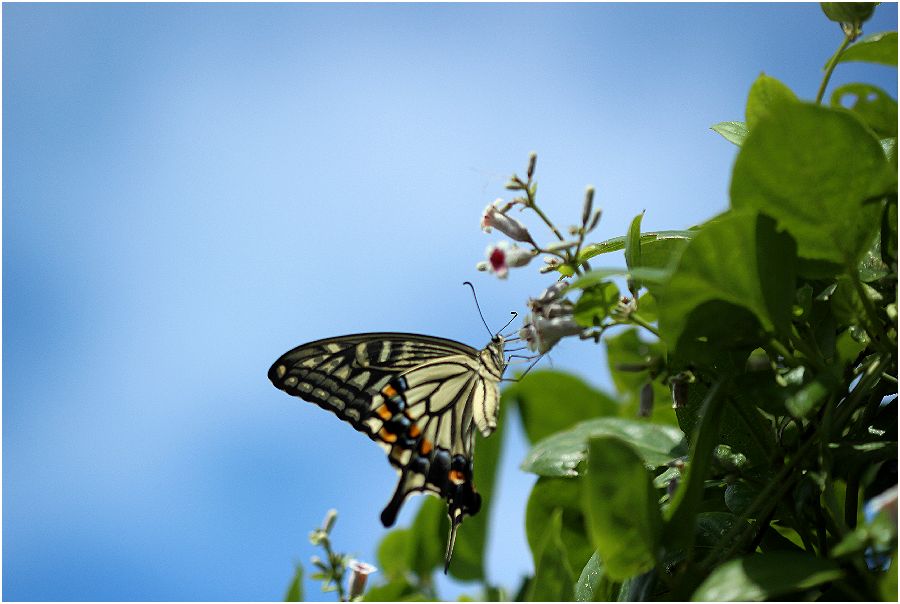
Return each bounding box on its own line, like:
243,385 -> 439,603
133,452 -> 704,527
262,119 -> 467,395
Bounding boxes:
409,424 -> 421,438
379,429 -> 398,443
449,469 -> 466,485
382,384 -> 398,398
419,439 -> 433,455
376,405 -> 392,420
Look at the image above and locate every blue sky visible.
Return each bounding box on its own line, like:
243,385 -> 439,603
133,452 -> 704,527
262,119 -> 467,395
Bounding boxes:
4,3 -> 897,601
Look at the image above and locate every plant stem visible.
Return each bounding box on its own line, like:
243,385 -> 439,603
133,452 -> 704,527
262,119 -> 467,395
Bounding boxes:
766,337 -> 801,368
322,539 -> 347,602
630,313 -> 661,338
526,193 -> 565,242
816,32 -> 853,104
849,271 -> 891,353
522,178 -> 583,275
700,433 -> 819,569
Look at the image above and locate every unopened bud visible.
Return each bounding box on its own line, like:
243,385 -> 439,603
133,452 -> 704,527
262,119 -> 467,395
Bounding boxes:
544,239 -> 579,252
322,509 -> 338,534
527,152 -> 537,179
587,208 -> 603,232
582,186 -> 595,227
671,380 -> 688,409
639,382 -> 654,418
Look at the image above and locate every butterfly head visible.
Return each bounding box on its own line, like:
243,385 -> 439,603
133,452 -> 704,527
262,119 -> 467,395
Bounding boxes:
480,335 -> 507,379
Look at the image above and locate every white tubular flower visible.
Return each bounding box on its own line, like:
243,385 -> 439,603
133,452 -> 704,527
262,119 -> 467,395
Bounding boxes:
519,312 -> 582,353
486,241 -> 533,279
528,281 -> 572,316
481,199 -> 534,244
347,560 -> 378,600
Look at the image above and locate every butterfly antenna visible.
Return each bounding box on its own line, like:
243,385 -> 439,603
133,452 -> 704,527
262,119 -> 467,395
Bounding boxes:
498,311 -> 518,334
463,281 -> 493,338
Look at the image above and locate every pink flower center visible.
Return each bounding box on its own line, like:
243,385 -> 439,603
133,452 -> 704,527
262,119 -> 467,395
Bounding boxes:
489,248 -> 506,271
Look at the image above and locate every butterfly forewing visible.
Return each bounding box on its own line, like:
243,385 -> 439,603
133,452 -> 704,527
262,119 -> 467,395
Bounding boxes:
268,332 -> 506,571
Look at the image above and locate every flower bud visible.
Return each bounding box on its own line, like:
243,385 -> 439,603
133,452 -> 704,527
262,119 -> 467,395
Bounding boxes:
527,152 -> 537,179
347,560 -> 378,600
544,239 -> 579,252
322,509 -> 338,534
582,186 -> 595,227
671,380 -> 688,409
639,382 -> 654,418
481,199 -> 534,244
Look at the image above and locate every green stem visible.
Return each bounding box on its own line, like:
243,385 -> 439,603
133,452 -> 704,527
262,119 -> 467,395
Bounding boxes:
789,328 -> 827,372
700,433 -> 819,569
630,313 -> 661,338
766,337 -> 801,368
849,271 -> 890,353
523,179 -> 582,275
322,539 -> 347,602
528,198 -> 565,242
816,33 -> 853,104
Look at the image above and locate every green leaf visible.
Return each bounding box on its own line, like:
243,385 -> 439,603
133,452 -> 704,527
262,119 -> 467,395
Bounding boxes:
831,275 -> 883,326
284,563 -> 304,602
605,328 -> 665,394
617,572 -> 657,601
694,512 -> 744,549
582,436 -> 663,581
527,509 -> 576,601
711,121 -> 749,146
625,211 -> 645,272
578,231 -> 695,264
745,74 -> 798,130
362,579 -> 421,602
377,529 -> 414,579
784,377 -> 832,419
409,497 -> 447,577
731,102 -> 894,266
664,380 -> 728,552
448,399 -> 508,581
858,231 -> 890,282
882,137 -> 898,167
657,211 -> 797,361
820,2 -> 877,24
675,379 -> 775,469
526,477 -> 595,579
568,267 -> 670,292
831,83 -> 898,138
574,282 -> 621,327
575,551 -> 611,602
521,417 -> 686,477
882,556 -> 898,601
691,552 -> 843,601
504,370 -> 619,444
836,31 -> 898,67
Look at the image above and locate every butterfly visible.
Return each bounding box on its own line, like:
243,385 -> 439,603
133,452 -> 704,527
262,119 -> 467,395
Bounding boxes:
268,331 -> 507,572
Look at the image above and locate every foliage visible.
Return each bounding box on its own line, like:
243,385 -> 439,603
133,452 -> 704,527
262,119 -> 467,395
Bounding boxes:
286,3 -> 897,600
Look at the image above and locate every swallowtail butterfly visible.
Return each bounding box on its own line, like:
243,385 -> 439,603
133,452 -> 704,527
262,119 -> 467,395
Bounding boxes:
268,332 -> 506,571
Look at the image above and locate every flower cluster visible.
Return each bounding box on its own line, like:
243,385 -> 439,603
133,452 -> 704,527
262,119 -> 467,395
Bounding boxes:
519,282 -> 581,353
474,154 -> 606,354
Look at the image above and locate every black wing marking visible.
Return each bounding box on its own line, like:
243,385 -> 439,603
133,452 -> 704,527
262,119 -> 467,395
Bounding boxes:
268,333 -> 496,572
267,333 -> 478,437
